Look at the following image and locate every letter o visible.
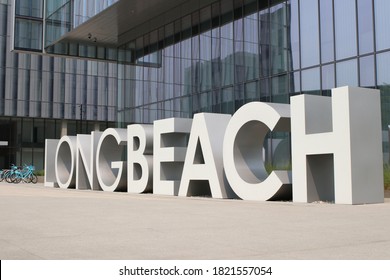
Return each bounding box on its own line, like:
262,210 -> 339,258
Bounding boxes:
55,136 -> 77,189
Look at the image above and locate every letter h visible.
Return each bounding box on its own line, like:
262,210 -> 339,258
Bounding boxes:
291,86 -> 384,204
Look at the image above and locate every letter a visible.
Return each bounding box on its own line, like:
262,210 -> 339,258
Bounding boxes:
179,113 -> 234,198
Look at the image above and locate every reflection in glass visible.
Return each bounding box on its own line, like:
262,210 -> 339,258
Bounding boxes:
260,78 -> 270,102
14,19 -> 42,50
271,75 -> 288,103
358,0 -> 374,54
73,0 -> 119,27
200,6 -> 212,91
221,87 -> 234,114
288,0 -> 300,71
302,67 -> 320,95
15,0 -> 42,18
336,59 -> 358,87
376,52 -> 390,86
245,81 -> 259,102
244,10 -> 259,80
221,22 -> 234,86
289,71 -> 300,95
270,2 -> 288,75
375,0 -> 390,51
321,64 -> 335,93
359,55 -> 375,87
234,17 -> 245,84
320,0 -> 334,63
376,52 -> 390,129
334,0 -> 357,60
300,0 -> 320,68
259,6 -> 270,77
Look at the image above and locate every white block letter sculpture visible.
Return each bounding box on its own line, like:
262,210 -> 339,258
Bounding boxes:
223,102 -> 292,201
153,118 -> 192,196
179,113 -> 235,198
45,139 -> 59,187
76,132 -> 102,190
127,124 -> 153,193
291,86 -> 384,204
55,136 -> 77,189
96,128 -> 127,192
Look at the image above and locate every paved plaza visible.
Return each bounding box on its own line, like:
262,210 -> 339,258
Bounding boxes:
1,182 -> 390,260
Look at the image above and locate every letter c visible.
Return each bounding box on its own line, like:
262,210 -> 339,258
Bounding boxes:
223,102 -> 291,201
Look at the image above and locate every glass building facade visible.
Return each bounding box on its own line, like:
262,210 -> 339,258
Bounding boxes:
0,0 -> 116,170
116,0 -> 390,163
6,0 -> 390,168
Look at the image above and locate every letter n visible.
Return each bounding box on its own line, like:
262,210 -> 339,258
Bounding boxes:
76,132 -> 102,190
291,86 -> 384,204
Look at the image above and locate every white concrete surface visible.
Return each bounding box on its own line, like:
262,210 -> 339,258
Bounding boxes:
0,182 -> 390,260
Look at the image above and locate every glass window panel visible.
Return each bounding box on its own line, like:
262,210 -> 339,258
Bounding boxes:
45,120 -> 56,139
211,25 -> 221,88
0,4 -> 6,36
245,81 -> 259,102
45,1 -> 71,47
221,22 -> 234,86
259,6 -> 270,76
271,75 -> 288,103
300,0 -> 320,68
14,19 -> 42,50
73,0 -> 119,27
288,0 -> 300,70
321,64 -> 335,91
376,52 -> 390,86
260,78 -> 270,102
46,0 -> 69,17
234,18 -> 245,83
21,148 -> 33,166
376,52 -> 390,133
334,0 -> 357,60
302,67 -> 320,95
15,0 -> 43,18
320,0 -> 334,63
200,9 -> 212,92
270,2 -> 288,75
377,52 -> 390,130
358,0 -> 374,54
375,0 -> 390,51
221,87 -> 234,114
289,71 -> 300,94
22,119 -> 33,144
244,8 -> 259,80
336,59 -> 358,87
235,84 -> 245,109
359,55 -> 375,87
33,119 -> 44,146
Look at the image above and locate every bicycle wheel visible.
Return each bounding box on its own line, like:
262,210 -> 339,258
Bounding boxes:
11,173 -> 20,183
22,175 -> 31,183
30,174 -> 38,184
6,172 -> 15,183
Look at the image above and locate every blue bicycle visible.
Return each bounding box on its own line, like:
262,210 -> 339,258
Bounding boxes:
13,165 -> 37,184
1,165 -> 19,183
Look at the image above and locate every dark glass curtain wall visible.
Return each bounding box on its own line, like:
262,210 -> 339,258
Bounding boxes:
116,0 -> 390,162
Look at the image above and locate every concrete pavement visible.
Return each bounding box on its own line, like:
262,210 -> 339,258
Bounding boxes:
1,182 -> 390,260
